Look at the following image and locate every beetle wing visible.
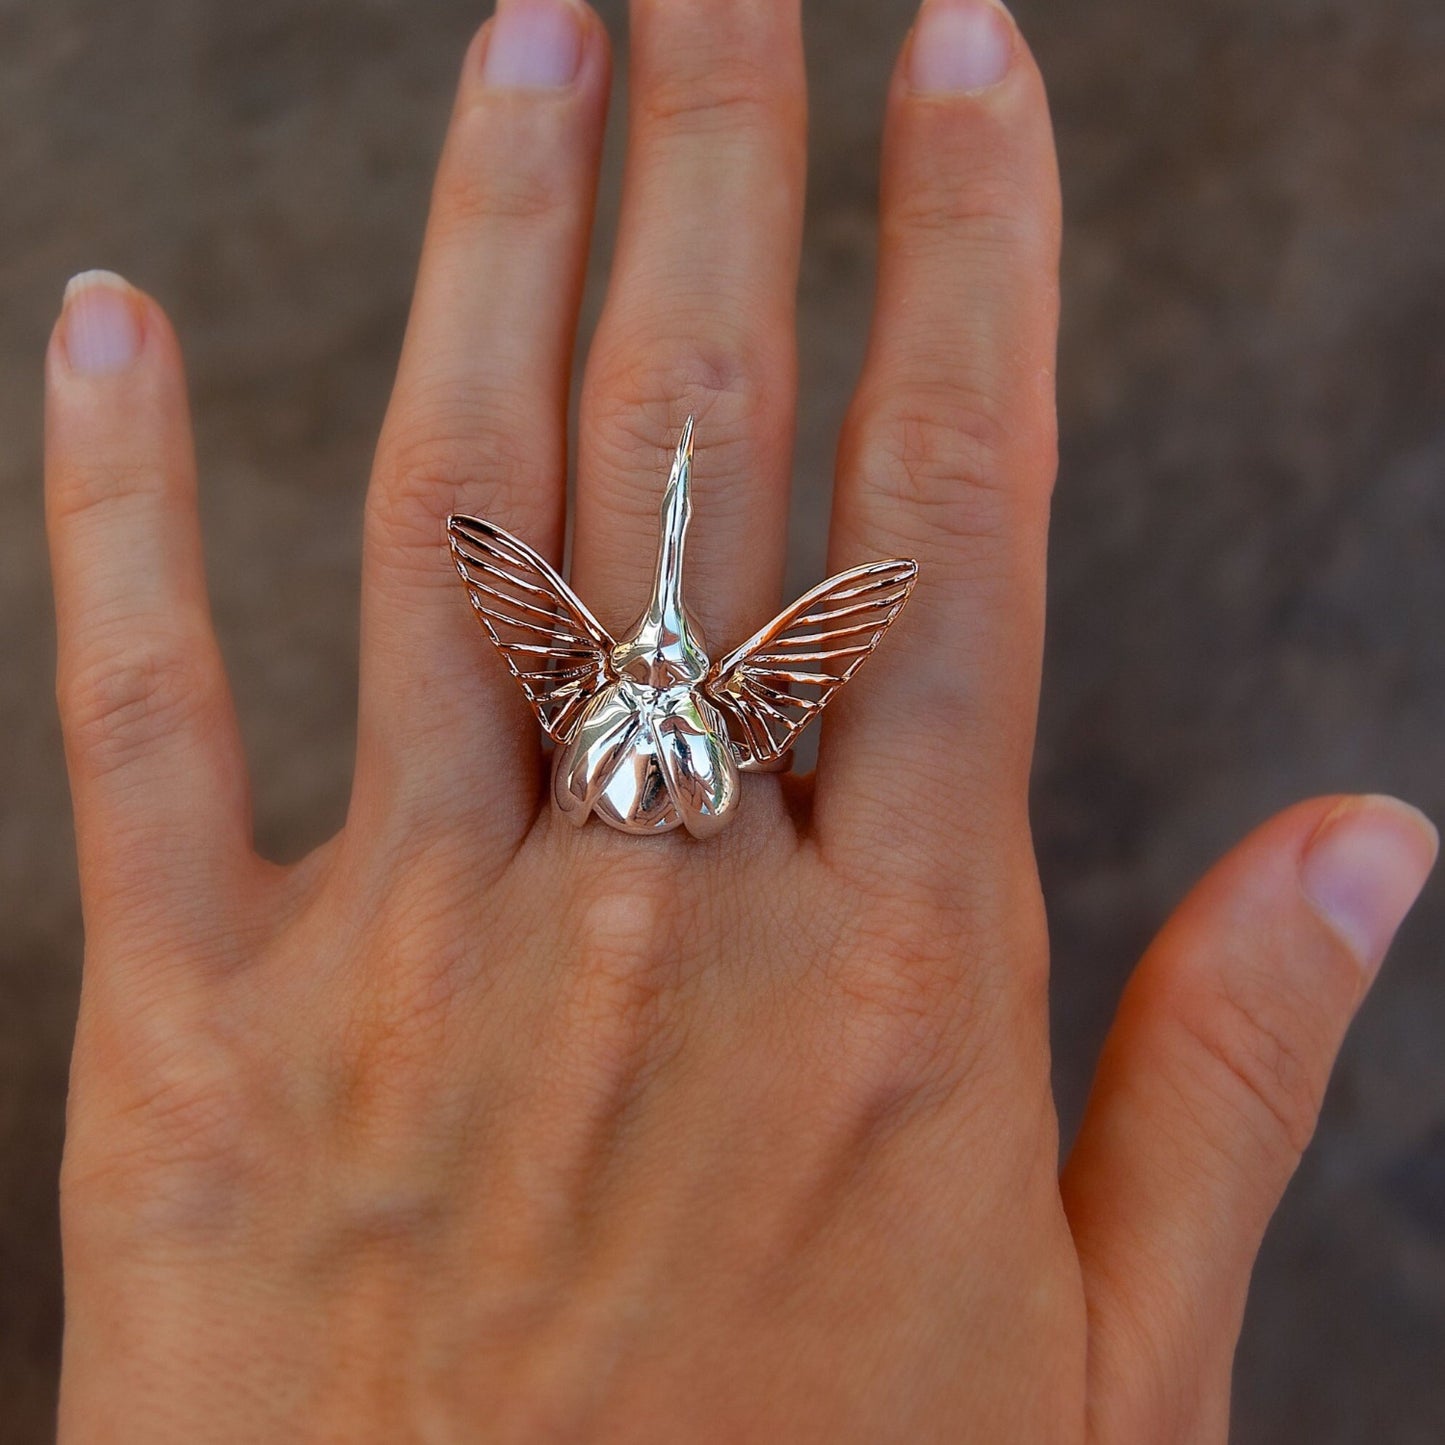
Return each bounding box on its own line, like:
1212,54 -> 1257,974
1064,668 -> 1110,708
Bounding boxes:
448,514 -> 615,744
703,558 -> 918,768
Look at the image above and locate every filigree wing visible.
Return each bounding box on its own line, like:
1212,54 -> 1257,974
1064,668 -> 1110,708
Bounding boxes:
447,514 -> 615,744
704,558 -> 918,768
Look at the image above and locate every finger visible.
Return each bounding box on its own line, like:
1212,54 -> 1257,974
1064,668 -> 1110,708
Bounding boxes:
358,0 -> 610,838
571,0 -> 806,647
1061,796 -> 1437,1444
816,0 -> 1061,863
45,272 -> 251,936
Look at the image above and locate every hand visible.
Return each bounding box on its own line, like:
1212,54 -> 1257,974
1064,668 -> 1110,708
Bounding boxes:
44,1 -> 1436,1440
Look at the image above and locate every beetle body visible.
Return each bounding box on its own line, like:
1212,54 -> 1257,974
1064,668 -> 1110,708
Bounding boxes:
554,679 -> 740,838
446,416 -> 917,840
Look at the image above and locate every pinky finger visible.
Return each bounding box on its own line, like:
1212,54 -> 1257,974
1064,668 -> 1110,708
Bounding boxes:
46,272 -> 251,943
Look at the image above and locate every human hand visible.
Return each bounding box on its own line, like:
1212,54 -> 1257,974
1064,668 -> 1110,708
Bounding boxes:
45,1 -> 1437,1440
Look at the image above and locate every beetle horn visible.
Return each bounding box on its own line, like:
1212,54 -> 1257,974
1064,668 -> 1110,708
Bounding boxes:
651,414 -> 695,625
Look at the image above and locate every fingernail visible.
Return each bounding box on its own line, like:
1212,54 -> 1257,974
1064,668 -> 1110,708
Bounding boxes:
61,270 -> 144,376
909,0 -> 1016,95
482,0 -> 584,89
1300,796 -> 1438,974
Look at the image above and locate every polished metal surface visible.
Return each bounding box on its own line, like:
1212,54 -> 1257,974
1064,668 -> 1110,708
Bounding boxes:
447,417 -> 918,837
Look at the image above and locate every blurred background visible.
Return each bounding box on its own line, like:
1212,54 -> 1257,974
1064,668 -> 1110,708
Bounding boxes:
2,0 -> 1443,1438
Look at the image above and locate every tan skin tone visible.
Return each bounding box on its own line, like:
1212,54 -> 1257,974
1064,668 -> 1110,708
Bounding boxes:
44,1 -> 1436,1440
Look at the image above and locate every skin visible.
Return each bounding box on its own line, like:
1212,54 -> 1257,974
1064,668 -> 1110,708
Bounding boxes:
43,1 -> 1436,1441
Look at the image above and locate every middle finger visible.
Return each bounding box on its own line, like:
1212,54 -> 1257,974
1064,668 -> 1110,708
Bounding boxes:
572,0 -> 807,649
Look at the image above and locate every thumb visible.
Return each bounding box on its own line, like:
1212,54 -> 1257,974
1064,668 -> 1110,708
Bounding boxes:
1061,795 -> 1437,1445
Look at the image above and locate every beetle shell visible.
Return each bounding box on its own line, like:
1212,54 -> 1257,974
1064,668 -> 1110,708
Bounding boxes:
553,679 -> 741,838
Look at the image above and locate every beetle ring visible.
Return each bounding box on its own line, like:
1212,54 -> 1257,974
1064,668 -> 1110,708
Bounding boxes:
446,417 -> 918,838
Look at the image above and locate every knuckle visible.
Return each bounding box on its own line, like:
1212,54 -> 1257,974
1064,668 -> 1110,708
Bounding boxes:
802,864 -> 1049,1133
120,1063 -> 249,1174
61,634 -> 217,780
887,171 -> 1045,252
439,168 -> 561,231
1177,974 -> 1327,1161
589,330 -> 786,436
370,406 -> 558,556
49,456 -> 166,527
554,865 -> 690,1096
815,903 -> 978,1107
630,7 -> 792,135
321,834 -> 522,1154
63,1018 -> 263,1234
842,386 -> 1020,539
328,919 -> 477,1148
435,110 -> 575,231
592,331 -> 774,420
586,333 -> 786,511
638,65 -> 782,135
332,996 -> 450,1148
886,81 -> 1060,255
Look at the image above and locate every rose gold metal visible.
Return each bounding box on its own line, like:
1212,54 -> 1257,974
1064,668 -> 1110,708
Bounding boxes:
447,417 -> 918,837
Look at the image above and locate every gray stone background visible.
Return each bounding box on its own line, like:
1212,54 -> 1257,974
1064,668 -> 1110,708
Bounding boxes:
2,0 -> 1442,1438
